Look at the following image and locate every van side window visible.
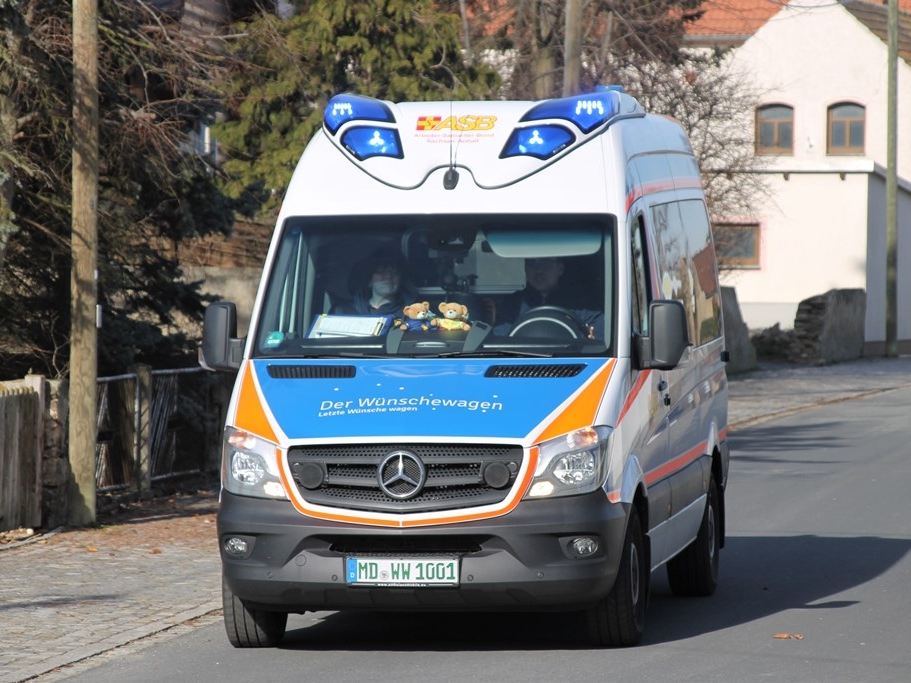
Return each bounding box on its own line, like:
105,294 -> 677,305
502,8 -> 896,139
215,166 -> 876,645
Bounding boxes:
630,217 -> 651,337
650,200 -> 723,346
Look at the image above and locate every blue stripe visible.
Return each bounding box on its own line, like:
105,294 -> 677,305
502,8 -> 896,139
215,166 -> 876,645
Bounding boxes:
252,359 -> 604,441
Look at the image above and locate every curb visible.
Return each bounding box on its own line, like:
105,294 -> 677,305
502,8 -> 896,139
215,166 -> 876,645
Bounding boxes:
2,602 -> 221,683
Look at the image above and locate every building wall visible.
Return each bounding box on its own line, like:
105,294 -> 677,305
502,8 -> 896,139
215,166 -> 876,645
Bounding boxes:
725,171 -> 870,330
720,0 -> 911,334
864,173 -> 911,352
736,0 -> 911,178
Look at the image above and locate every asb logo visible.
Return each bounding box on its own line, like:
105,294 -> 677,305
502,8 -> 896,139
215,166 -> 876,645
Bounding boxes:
416,115 -> 497,132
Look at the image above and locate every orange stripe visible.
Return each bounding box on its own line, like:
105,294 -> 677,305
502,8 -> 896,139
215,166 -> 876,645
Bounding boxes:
535,360 -> 614,443
617,370 -> 651,425
234,362 -> 278,444
645,440 -> 706,485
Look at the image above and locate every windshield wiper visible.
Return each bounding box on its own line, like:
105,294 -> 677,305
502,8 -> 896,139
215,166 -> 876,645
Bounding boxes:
435,349 -> 554,359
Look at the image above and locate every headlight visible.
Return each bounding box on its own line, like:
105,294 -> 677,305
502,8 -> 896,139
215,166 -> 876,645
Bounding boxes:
525,426 -> 611,499
221,427 -> 287,499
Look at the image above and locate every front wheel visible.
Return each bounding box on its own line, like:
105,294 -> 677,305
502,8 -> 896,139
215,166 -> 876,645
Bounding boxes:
586,505 -> 648,647
666,474 -> 721,596
222,577 -> 288,648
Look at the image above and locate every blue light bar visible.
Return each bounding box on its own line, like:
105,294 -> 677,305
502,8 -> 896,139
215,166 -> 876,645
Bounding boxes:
520,91 -> 620,134
324,94 -> 396,136
500,125 -> 575,160
340,126 -> 403,160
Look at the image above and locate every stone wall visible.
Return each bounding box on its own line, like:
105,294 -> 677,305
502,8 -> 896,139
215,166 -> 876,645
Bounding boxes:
790,289 -> 866,365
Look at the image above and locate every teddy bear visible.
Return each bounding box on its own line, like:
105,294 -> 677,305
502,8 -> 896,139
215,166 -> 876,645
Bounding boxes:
431,302 -> 471,331
399,301 -> 435,331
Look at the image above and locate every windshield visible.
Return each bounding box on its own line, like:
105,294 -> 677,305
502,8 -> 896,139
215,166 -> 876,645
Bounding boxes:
253,214 -> 615,358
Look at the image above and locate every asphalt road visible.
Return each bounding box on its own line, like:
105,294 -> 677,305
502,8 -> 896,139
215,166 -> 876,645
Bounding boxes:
42,385 -> 911,683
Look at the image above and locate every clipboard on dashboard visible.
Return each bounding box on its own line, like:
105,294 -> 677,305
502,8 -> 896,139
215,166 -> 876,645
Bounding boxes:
308,314 -> 394,338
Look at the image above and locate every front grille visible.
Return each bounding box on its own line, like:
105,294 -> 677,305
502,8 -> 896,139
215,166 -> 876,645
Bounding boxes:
287,443 -> 524,514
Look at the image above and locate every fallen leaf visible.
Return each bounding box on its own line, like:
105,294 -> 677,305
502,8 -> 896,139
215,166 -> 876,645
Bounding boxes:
773,633 -> 804,640
149,548 -> 162,554
86,546 -> 98,553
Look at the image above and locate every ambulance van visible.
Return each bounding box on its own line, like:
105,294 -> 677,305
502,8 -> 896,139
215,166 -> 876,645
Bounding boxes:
202,88 -> 730,648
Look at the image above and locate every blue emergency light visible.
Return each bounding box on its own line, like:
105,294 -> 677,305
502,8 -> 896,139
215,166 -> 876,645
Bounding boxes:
324,94 -> 396,135
340,126 -> 404,161
519,90 -> 621,134
500,125 -> 575,160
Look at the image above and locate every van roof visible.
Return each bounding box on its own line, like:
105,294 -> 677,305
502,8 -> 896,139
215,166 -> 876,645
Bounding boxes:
318,90 -> 646,189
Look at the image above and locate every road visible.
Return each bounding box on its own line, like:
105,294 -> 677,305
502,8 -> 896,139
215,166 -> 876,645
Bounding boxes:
45,386 -> 911,683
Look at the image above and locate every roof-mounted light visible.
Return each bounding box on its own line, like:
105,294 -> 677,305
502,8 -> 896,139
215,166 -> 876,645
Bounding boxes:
520,90 -> 621,134
500,125 -> 575,160
340,126 -> 403,160
324,94 -> 396,136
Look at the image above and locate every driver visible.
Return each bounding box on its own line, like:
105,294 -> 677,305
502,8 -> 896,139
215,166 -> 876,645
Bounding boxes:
496,257 -> 602,337
497,257 -> 574,322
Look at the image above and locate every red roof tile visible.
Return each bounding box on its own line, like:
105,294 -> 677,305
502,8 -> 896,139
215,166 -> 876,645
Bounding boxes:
686,0 -> 911,40
686,0 -> 784,38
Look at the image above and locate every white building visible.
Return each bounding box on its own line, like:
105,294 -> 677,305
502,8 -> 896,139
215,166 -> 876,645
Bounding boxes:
688,0 -> 911,354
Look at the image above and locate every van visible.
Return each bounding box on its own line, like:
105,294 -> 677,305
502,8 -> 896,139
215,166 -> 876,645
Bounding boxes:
202,88 -> 730,648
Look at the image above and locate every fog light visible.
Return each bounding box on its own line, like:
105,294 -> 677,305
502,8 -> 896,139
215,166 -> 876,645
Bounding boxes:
570,536 -> 599,557
224,537 -> 250,558
528,481 -> 555,497
263,481 -> 287,498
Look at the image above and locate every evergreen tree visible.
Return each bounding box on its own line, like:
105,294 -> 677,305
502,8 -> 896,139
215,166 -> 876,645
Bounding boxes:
0,0 -> 234,379
213,0 -> 501,217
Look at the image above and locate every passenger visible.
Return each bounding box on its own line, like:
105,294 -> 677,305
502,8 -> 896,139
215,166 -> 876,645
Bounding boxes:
336,252 -> 414,317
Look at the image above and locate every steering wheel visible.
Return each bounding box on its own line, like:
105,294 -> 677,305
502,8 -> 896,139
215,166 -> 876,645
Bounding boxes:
508,306 -> 587,339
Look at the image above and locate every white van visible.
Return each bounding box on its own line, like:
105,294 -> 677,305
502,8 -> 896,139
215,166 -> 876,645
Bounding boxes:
202,88 -> 730,648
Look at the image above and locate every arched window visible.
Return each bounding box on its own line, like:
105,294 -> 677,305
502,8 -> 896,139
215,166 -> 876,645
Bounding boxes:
827,103 -> 865,154
755,104 -> 794,155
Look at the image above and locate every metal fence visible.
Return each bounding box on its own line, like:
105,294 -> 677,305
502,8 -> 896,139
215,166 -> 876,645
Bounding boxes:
95,367 -> 231,491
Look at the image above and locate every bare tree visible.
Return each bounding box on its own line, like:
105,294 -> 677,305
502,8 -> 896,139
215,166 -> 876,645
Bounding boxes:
461,1 -> 769,237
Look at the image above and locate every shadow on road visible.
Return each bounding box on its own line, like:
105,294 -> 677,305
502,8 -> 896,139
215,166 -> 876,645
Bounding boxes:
275,533 -> 910,651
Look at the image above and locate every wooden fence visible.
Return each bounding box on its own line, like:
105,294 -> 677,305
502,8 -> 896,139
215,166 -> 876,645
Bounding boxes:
0,368 -> 232,532
0,377 -> 43,532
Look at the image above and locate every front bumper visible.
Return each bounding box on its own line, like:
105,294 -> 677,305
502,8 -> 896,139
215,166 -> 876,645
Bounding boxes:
217,489 -> 629,613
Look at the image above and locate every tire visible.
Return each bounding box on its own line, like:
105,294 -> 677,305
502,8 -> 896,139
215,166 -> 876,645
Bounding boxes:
666,474 -> 720,597
222,577 -> 288,648
586,505 -> 648,647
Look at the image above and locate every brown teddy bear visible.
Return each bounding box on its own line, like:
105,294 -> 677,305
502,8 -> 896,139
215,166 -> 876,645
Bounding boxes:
432,302 -> 471,331
399,301 -> 434,331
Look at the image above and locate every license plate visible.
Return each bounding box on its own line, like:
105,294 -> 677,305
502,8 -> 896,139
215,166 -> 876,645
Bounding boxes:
345,557 -> 459,587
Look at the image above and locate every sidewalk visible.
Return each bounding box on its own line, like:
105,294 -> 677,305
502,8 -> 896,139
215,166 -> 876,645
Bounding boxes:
727,356 -> 911,428
2,357 -> 911,682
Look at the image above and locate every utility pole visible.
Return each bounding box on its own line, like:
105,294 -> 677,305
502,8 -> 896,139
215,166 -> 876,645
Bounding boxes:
885,0 -> 898,357
70,0 -> 99,525
563,0 -> 582,96
458,0 -> 473,65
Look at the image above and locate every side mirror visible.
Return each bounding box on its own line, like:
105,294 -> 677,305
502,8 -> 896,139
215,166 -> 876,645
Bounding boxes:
200,301 -> 243,371
635,299 -> 690,370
